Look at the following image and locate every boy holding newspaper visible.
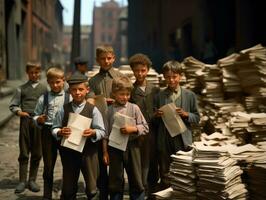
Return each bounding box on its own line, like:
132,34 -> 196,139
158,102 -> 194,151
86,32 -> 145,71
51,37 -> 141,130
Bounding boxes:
103,76 -> 149,200
154,60 -> 200,189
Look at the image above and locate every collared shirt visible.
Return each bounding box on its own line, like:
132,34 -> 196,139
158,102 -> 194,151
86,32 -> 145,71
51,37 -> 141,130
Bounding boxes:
33,90 -> 72,126
52,101 -> 106,142
88,67 -> 124,98
169,85 -> 181,104
106,102 -> 149,138
9,80 -> 45,114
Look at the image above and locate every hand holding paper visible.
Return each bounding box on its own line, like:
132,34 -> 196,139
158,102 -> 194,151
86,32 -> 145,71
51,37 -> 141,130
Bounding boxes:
120,125 -> 138,135
160,103 -> 187,137
61,113 -> 92,152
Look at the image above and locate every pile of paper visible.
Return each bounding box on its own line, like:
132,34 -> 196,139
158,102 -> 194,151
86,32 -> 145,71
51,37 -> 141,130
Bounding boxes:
169,150 -> 196,199
193,143 -> 248,200
118,65 -> 161,86
226,143 -> 265,163
200,100 -> 245,135
200,132 -> 241,146
227,112 -> 251,144
199,64 -> 224,103
235,44 -> 266,111
217,53 -> 242,93
247,113 -> 266,145
182,56 -> 205,93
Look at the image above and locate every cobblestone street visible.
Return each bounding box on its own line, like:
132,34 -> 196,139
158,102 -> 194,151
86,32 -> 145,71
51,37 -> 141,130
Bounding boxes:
0,116 -> 88,200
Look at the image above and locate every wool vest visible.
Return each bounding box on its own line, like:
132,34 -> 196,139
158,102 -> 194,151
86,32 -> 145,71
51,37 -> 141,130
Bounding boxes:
21,82 -> 46,114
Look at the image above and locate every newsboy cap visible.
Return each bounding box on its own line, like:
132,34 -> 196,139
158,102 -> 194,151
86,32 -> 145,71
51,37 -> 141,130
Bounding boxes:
67,73 -> 88,84
74,56 -> 88,64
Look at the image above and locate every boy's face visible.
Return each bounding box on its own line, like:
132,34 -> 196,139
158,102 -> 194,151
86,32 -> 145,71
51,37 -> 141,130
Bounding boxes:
48,77 -> 65,93
76,63 -> 88,74
132,64 -> 149,84
113,89 -> 130,106
96,52 -> 115,71
27,68 -> 41,82
163,70 -> 181,90
69,82 -> 89,104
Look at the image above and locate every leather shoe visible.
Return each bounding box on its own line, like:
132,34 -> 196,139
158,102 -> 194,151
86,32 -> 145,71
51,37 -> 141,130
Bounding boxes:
15,182 -> 26,193
28,181 -> 40,192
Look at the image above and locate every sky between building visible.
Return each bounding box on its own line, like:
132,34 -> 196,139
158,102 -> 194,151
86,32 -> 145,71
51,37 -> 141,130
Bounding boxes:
61,0 -> 127,25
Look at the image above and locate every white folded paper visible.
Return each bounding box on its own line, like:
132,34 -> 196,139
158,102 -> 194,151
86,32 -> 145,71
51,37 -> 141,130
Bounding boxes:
160,103 -> 187,137
108,112 -> 135,151
61,112 -> 92,152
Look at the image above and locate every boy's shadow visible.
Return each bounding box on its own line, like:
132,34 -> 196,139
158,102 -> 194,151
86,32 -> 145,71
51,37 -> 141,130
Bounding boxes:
0,178 -> 19,189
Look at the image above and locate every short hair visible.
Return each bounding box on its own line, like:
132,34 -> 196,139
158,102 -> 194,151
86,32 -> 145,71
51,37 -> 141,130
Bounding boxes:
112,76 -> 133,93
162,60 -> 183,75
26,61 -> 41,72
46,67 -> 64,80
129,53 -> 152,69
96,45 -> 115,58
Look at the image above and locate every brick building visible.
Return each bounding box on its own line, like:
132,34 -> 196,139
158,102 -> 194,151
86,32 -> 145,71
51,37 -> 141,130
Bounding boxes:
0,0 -> 63,80
91,0 -> 126,66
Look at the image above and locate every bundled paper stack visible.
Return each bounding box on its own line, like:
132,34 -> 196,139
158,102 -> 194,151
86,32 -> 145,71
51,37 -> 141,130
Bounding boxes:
182,56 -> 205,94
200,100 -> 245,134
226,143 -> 265,163
235,44 -> 266,111
87,65 -> 101,79
200,64 -> 224,103
227,112 -> 251,144
193,143 -> 248,200
227,143 -> 266,200
247,113 -> 266,145
118,65 -> 135,82
200,132 -> 241,146
169,150 -> 196,200
118,65 -> 161,86
217,53 -> 242,93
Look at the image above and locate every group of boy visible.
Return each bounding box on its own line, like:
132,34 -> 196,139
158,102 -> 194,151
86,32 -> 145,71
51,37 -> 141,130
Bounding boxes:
9,44 -> 200,200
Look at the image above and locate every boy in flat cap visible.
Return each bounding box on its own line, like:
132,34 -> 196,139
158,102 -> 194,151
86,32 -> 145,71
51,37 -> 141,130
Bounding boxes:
52,73 -> 106,199
73,56 -> 89,76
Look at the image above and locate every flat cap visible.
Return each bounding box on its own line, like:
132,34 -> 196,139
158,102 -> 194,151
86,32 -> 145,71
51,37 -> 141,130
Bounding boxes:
74,56 -> 88,64
67,72 -> 88,84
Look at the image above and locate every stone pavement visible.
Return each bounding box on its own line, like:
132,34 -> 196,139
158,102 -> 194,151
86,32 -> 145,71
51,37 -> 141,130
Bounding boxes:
0,116 -> 91,200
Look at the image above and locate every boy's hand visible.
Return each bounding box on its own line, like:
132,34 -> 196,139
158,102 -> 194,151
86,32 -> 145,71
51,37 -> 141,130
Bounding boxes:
37,114 -> 47,125
120,126 -> 138,135
83,129 -> 96,138
154,109 -> 163,117
58,127 -> 71,137
103,151 -> 109,165
17,111 -> 30,118
106,98 -> 115,105
176,107 -> 188,118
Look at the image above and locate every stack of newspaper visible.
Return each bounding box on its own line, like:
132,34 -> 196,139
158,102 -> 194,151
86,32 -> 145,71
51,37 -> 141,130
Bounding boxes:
247,113 -> 266,145
182,56 -> 205,93
193,143 -> 248,200
217,53 -> 242,93
169,149 -> 196,200
200,64 -> 224,103
118,65 -> 161,86
227,112 -> 251,144
200,132 -> 241,146
236,44 -> 266,110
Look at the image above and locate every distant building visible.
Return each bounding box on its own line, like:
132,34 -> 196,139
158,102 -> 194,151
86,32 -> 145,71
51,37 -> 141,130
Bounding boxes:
0,0 -> 63,80
91,0 -> 127,66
